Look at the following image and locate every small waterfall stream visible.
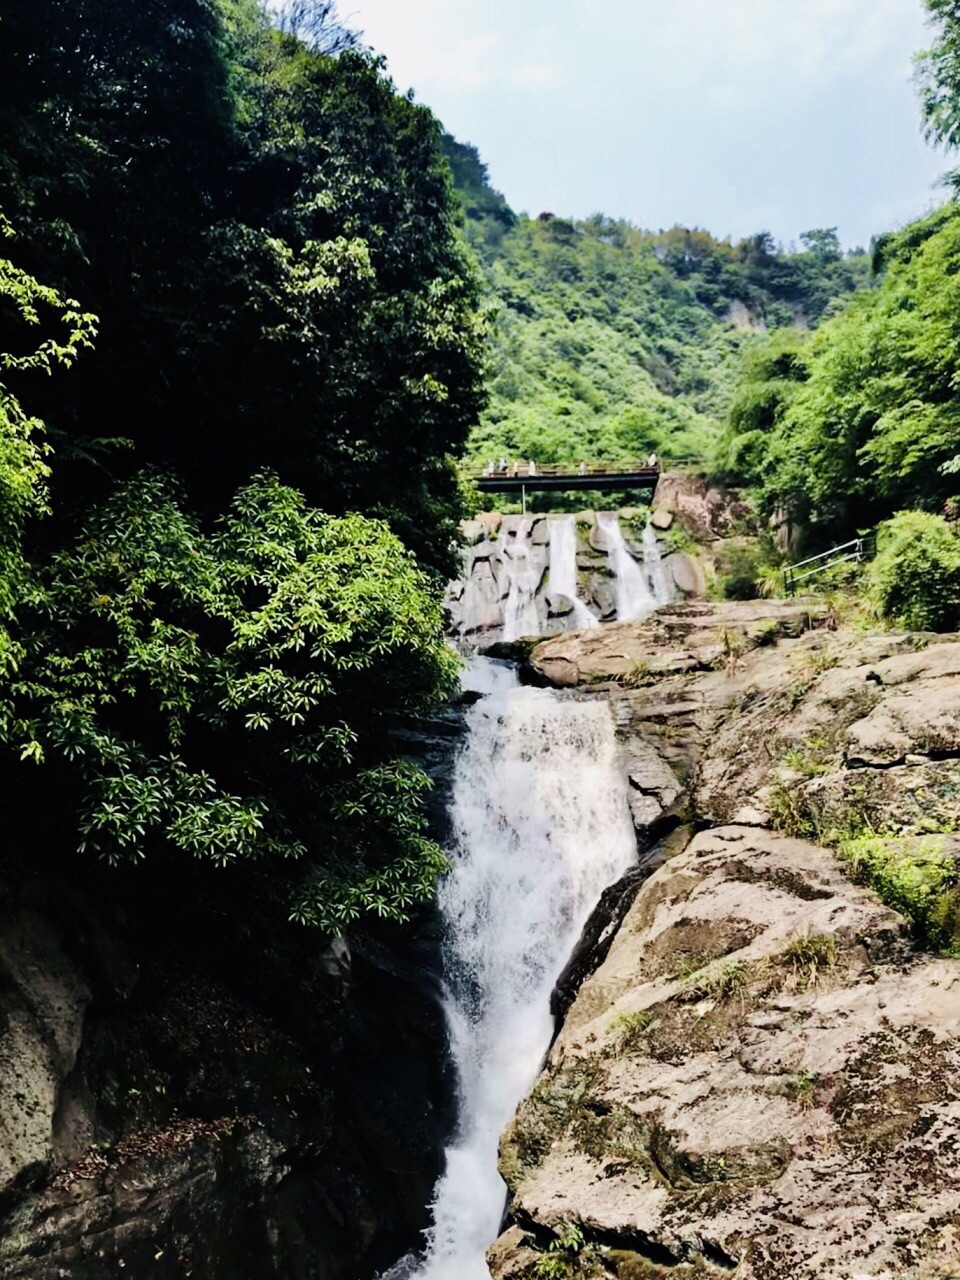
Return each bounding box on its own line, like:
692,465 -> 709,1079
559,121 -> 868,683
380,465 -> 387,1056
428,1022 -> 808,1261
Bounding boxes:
598,512 -> 674,621
499,520 -> 541,642
394,659 -> 637,1280
548,515 -> 598,631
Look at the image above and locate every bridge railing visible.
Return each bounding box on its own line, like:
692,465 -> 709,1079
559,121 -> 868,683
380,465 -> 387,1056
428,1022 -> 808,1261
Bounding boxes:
783,534 -> 875,595
469,460 -> 660,480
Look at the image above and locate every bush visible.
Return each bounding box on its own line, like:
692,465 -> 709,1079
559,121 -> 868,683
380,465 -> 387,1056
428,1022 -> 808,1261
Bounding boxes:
5,472 -> 458,931
839,833 -> 957,951
869,510 -> 960,630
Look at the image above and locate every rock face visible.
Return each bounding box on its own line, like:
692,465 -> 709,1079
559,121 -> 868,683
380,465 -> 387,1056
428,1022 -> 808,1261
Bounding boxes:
491,604 -> 960,1279
447,509 -> 686,648
527,605 -> 960,848
0,691 -> 463,1280
492,827 -> 960,1280
0,881 -> 455,1280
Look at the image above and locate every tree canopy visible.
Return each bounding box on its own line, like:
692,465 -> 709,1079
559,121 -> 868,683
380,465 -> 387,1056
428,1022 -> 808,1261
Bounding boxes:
718,200 -> 960,539
0,0 -> 485,932
443,139 -> 869,471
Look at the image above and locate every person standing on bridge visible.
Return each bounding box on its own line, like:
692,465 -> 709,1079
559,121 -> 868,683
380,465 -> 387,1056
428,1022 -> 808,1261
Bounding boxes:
578,460 -> 587,476
647,451 -> 659,469
498,456 -> 507,473
527,459 -> 537,476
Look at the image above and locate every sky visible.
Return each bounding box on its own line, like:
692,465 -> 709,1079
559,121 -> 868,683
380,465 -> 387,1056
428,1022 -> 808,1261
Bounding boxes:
342,0 -> 948,249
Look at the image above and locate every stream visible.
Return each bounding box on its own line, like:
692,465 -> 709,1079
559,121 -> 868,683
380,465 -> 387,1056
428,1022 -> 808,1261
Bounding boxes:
387,657 -> 636,1279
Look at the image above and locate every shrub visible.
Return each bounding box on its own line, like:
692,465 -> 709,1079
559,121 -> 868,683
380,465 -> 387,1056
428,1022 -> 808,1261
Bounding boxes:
6,472 -> 458,931
869,511 -> 960,631
717,544 -> 764,600
839,833 -> 957,951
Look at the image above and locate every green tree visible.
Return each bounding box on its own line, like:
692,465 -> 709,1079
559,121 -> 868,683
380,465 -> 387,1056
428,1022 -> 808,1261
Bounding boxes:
0,217 -> 96,686
445,149 -> 867,474
917,0 -> 960,159
869,510 -> 960,631
0,1 -> 486,577
719,205 -> 960,536
6,472 -> 457,929
799,228 -> 842,262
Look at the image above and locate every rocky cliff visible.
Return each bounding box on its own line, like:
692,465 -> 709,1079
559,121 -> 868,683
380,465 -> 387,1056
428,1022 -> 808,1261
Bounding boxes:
488,602 -> 960,1280
447,473 -> 750,648
0,707 -> 465,1280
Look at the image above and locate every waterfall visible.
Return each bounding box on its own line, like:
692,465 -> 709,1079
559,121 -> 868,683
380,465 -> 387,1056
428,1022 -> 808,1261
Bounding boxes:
397,661 -> 636,1280
548,516 -> 598,631
597,512 -> 673,621
643,521 -> 674,606
499,520 -> 541,642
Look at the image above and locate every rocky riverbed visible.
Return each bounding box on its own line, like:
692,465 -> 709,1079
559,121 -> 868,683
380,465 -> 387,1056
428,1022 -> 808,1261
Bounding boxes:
488,602 -> 960,1280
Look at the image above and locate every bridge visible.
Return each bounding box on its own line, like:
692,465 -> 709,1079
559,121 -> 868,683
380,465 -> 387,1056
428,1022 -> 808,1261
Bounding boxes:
471,461 -> 661,496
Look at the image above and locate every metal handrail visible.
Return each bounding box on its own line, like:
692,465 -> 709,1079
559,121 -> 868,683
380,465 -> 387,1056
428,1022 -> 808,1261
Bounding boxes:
788,539 -> 864,572
784,534 -> 875,595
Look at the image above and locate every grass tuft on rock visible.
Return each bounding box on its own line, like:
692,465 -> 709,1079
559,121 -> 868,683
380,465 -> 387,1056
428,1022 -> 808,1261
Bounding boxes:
838,833 -> 959,953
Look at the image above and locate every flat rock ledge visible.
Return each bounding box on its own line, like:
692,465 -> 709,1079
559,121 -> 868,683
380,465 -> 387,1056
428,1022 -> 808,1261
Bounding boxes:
490,826 -> 960,1280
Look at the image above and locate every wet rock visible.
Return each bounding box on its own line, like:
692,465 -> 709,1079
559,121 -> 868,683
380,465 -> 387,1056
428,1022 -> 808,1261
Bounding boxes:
529,516 -> 550,546
550,827 -> 693,1022
545,591 -> 574,619
535,655 -> 581,687
587,578 -> 616,621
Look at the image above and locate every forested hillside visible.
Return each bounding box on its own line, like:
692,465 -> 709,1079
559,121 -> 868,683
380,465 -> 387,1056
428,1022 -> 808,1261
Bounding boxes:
712,2 -> 960,554
0,0 -> 484,937
443,136 -> 869,468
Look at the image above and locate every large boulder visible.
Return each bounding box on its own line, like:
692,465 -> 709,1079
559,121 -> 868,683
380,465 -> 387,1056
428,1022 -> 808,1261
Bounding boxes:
662,549 -> 706,597
492,826 -> 960,1280
0,905 -> 92,1199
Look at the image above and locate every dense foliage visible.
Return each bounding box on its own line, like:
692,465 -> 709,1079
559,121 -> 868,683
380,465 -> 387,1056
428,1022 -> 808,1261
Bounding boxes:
869,511 -> 960,631
917,0 -> 960,163
718,201 -> 960,541
0,0 -> 485,930
7,473 -> 456,930
444,140 -> 868,470
0,228 -> 97,674
712,3 -> 960,549
0,1 -> 485,576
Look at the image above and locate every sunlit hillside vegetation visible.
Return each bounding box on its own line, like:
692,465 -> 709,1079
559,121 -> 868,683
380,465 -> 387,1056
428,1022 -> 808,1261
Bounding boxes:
443,137 -> 870,469
717,205 -> 960,539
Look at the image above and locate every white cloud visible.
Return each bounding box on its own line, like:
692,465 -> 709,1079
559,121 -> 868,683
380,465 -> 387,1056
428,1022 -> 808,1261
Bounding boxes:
344,0 -> 566,94
337,0 -> 943,246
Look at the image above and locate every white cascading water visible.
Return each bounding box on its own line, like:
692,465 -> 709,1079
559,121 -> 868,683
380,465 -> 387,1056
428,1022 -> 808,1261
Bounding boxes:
643,521 -> 674,606
548,515 -> 598,631
395,660 -> 636,1280
499,520 -> 541,642
597,512 -> 673,621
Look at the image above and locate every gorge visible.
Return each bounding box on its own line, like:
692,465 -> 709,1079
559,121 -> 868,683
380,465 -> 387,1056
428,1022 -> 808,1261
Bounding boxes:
3,2 -> 960,1277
